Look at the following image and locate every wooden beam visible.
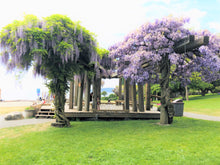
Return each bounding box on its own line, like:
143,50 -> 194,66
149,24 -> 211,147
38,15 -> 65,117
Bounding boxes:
174,35 -> 209,54
174,35 -> 195,50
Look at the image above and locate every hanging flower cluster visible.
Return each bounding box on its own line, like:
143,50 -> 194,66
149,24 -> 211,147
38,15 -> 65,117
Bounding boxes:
109,16 -> 220,85
0,14 -> 98,76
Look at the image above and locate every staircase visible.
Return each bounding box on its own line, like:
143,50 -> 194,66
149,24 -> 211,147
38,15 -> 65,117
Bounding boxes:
35,105 -> 55,119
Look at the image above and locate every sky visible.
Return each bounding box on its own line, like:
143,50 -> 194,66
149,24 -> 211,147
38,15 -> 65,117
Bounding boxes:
0,0 -> 220,100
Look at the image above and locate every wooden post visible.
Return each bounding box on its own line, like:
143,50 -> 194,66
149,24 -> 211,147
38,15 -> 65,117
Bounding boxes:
138,83 -> 144,112
119,78 -> 122,100
74,77 -> 79,106
85,71 -> 91,111
185,86 -> 189,101
77,75 -> 84,111
132,82 -> 137,112
92,76 -> 97,110
124,79 -> 129,111
97,78 -> 101,101
129,84 -> 132,102
145,83 -> 151,111
69,80 -> 74,109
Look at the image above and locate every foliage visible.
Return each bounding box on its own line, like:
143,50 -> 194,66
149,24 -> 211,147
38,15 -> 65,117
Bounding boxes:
101,93 -> 118,101
109,16 -> 220,124
25,106 -> 34,110
101,91 -> 107,97
96,47 -> 109,59
151,84 -> 161,94
108,93 -> 118,100
189,72 -> 215,96
112,85 -> 119,96
109,16 -> 220,85
1,118 -> 220,164
0,14 -> 98,126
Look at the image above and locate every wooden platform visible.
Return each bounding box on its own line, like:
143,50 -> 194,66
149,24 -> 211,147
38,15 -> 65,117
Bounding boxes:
65,110 -> 160,120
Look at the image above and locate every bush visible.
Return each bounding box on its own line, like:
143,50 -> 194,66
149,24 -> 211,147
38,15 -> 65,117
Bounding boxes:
101,94 -> 118,101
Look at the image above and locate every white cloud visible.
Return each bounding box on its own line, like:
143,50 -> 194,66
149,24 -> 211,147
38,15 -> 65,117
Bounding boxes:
140,0 -> 172,4
208,22 -> 220,33
0,0 -> 150,49
103,79 -> 119,88
179,8 -> 207,30
0,0 -> 216,100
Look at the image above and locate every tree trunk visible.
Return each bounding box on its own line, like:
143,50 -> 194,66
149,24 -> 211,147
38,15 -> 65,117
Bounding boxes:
69,80 -> 74,109
138,83 -> 144,112
51,78 -> 70,127
201,90 -> 206,96
132,82 -> 137,112
160,54 -> 174,124
85,71 -> 91,112
74,77 -> 79,106
145,83 -> 151,110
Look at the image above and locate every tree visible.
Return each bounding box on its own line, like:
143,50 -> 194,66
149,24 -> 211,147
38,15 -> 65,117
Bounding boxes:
189,72 -> 215,96
101,91 -> 107,97
109,16 -> 220,124
0,14 -> 98,127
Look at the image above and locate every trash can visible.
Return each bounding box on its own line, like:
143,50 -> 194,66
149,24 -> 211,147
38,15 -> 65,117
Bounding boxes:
172,99 -> 184,116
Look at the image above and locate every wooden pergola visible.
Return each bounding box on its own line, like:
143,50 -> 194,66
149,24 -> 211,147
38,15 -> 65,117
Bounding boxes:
66,35 -> 209,121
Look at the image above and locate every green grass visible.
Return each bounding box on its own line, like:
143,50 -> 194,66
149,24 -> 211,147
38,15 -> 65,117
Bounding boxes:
0,118 -> 220,165
0,106 -> 27,115
184,94 -> 220,116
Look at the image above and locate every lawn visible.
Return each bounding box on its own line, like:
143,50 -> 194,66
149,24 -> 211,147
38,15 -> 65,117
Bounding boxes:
0,106 -> 27,115
0,118 -> 220,165
184,94 -> 220,116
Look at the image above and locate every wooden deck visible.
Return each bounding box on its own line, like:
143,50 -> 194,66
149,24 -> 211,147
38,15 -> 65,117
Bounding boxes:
64,110 -> 160,120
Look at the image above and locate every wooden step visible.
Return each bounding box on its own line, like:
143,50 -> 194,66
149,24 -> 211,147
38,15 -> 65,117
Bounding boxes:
35,114 -> 54,118
37,111 -> 55,114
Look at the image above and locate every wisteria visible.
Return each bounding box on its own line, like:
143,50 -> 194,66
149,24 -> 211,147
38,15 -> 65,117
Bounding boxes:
109,16 -> 220,124
109,16 -> 220,85
0,14 -> 99,127
0,14 -> 98,76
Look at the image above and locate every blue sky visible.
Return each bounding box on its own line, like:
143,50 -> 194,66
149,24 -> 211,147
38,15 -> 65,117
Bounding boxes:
0,0 -> 220,100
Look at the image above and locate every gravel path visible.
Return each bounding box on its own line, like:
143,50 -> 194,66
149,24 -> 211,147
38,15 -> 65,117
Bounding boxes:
0,114 -> 55,129
184,112 -> 220,121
